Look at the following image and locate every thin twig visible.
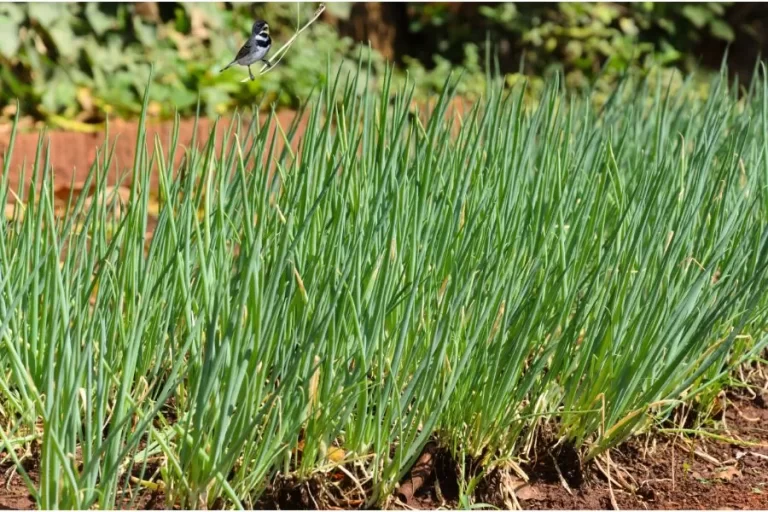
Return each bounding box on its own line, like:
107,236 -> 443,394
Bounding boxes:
550,453 -> 573,495
595,455 -> 636,493
240,3 -> 327,83
659,428 -> 768,448
693,449 -> 720,466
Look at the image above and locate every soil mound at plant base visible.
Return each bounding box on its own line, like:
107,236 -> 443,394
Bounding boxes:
399,395 -> 768,510
0,112 -> 306,203
1,394 -> 766,509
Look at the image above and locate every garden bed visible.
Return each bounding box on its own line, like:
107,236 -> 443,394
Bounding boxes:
2,384 -> 766,509
2,70 -> 767,510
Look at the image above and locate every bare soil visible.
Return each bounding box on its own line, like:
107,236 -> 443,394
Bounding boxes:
398,392 -> 768,511
0,112 -> 307,203
1,98 -> 471,203
2,391 -> 766,510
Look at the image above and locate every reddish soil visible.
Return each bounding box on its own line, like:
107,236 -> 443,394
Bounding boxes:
0,112 -> 307,204
2,391 -> 766,510
400,392 -> 768,511
1,98 -> 472,205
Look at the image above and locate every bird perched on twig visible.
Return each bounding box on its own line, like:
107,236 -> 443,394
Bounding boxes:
221,20 -> 272,81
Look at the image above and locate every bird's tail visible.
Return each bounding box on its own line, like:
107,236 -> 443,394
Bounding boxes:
220,61 -> 234,73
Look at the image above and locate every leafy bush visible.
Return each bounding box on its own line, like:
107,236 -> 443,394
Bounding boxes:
0,3 -> 364,124
0,2 -> 747,126
408,3 -> 739,79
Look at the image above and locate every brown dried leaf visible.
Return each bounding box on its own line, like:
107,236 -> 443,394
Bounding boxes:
714,466 -> 741,481
507,476 -> 542,501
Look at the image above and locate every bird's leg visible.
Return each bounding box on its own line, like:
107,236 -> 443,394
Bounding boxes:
248,65 -> 255,81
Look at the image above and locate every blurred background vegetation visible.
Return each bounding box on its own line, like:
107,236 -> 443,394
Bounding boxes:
0,2 -> 764,128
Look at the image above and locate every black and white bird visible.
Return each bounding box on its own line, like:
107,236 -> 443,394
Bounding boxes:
221,20 -> 272,81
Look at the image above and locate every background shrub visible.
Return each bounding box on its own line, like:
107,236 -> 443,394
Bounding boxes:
0,2 -> 762,125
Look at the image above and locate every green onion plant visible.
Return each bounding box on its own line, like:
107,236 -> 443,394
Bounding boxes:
1,59 -> 767,509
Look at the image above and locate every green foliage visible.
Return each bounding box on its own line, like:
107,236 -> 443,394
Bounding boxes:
0,2 -> 746,126
408,2 -> 740,90
0,3 -> 366,123
1,61 -> 768,509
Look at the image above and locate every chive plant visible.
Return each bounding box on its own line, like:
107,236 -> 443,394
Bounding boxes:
1,61 -> 767,509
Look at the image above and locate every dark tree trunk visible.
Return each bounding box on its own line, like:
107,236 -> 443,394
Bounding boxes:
338,2 -> 411,63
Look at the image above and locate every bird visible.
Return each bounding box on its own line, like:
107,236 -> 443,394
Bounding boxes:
221,20 -> 272,81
